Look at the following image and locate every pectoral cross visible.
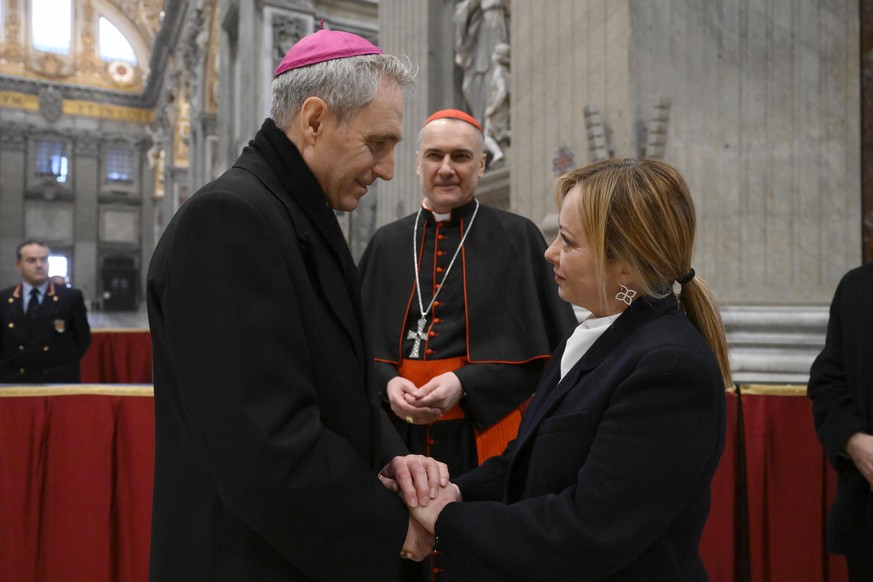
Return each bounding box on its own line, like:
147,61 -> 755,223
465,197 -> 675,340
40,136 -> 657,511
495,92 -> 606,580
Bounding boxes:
406,317 -> 428,359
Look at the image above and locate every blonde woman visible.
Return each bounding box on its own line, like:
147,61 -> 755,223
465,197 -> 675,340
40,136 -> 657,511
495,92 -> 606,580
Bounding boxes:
409,158 -> 732,581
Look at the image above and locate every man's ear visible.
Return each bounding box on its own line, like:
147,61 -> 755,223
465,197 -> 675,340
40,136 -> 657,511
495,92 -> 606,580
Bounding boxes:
297,97 -> 329,146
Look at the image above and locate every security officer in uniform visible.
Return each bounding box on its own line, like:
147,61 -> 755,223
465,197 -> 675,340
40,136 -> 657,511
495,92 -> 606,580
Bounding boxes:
0,240 -> 91,383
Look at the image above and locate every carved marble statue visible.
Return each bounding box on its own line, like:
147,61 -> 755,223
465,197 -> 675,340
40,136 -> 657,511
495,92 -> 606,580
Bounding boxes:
483,42 -> 510,167
454,0 -> 509,124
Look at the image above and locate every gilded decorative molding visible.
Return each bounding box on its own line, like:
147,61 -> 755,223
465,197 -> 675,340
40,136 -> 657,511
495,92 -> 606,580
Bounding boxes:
174,92 -> 191,167
26,52 -> 76,79
205,2 -> 221,113
62,99 -> 154,123
0,385 -> 153,397
1,1 -> 23,60
738,385 -> 807,397
109,0 -> 164,42
0,90 -> 39,111
0,0 -> 148,93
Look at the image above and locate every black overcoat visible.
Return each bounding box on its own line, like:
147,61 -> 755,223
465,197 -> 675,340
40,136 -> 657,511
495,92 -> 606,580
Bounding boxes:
147,122 -> 408,581
434,295 -> 726,581
0,281 -> 91,383
808,261 -> 873,558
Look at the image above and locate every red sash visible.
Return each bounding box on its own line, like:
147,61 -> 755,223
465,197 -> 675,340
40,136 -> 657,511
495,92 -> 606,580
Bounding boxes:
397,356 -> 523,464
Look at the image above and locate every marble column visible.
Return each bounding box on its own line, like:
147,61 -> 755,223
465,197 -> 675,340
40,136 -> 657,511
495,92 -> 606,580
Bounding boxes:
377,0 -> 462,226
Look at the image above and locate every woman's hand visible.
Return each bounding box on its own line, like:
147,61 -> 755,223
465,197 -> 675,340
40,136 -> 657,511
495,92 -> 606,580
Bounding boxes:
409,482 -> 461,533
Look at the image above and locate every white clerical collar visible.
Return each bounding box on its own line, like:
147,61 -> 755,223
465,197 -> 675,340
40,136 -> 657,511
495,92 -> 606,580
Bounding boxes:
421,199 -> 482,223
559,312 -> 621,379
421,200 -> 452,222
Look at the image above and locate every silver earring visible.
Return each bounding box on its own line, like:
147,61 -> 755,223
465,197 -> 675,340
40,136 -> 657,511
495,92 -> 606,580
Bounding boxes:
615,284 -> 636,306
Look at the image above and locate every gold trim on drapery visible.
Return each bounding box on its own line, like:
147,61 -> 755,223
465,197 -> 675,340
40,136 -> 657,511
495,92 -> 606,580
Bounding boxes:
0,385 -> 153,397
737,384 -> 807,397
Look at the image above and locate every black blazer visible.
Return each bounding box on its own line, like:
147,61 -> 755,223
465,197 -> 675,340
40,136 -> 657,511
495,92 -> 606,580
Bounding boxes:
0,282 -> 91,383
147,132 -> 408,581
435,295 -> 726,581
808,261 -> 873,558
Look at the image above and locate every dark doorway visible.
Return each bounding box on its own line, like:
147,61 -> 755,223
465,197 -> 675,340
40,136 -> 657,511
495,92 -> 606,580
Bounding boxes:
101,255 -> 138,311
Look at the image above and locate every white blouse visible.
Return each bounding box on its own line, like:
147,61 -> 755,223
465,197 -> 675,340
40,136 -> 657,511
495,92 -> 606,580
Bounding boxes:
559,312 -> 622,380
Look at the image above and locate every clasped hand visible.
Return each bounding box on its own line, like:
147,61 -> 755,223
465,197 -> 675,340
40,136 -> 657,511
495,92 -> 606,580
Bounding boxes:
386,372 -> 464,425
379,454 -> 460,560
846,432 -> 873,491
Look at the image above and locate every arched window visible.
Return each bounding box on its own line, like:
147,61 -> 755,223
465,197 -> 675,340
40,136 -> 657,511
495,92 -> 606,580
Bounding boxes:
21,1 -> 147,90
31,0 -> 72,55
99,16 -> 137,65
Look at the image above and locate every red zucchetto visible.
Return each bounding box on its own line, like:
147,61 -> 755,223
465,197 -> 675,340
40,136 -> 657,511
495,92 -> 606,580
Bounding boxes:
422,109 -> 482,133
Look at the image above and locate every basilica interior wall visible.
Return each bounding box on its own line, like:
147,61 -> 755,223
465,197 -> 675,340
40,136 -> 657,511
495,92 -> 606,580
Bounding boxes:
509,0 -> 860,307
1,0 -> 864,382
377,0 -> 862,382
0,92 -> 155,311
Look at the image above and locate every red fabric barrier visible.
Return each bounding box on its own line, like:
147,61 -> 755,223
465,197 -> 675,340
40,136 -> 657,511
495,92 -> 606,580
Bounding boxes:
80,330 -> 152,384
0,389 -> 154,582
700,390 -> 740,581
0,384 -> 850,582
741,387 -> 847,582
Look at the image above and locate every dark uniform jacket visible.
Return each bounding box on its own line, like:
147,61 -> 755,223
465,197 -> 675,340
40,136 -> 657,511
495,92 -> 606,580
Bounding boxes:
0,282 -> 91,383
147,119 -> 408,581
808,261 -> 873,558
434,295 -> 727,581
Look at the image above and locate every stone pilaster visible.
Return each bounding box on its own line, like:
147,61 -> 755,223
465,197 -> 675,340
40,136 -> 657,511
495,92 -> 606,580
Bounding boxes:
377,0 -> 462,226
0,123 -> 28,286
72,135 -> 100,303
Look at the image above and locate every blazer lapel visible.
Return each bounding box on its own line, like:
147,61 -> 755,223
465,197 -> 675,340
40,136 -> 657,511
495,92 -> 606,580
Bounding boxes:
511,296 -> 678,464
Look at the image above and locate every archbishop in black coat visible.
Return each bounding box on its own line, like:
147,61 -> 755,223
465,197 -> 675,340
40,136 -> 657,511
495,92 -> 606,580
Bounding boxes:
808,261 -> 873,565
432,295 -> 726,581
146,119 -> 411,581
0,281 -> 91,383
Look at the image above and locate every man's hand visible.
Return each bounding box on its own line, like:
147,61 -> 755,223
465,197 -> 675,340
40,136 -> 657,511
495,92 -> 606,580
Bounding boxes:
409,482 -> 461,533
379,455 -> 449,507
845,432 -> 873,491
400,514 -> 435,561
386,377 -> 442,425
405,372 -> 464,414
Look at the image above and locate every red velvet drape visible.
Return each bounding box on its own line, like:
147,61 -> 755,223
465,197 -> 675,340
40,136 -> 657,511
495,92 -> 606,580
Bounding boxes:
0,390 -> 154,582
80,330 -> 152,384
700,390 -> 740,581
741,386 -> 848,582
0,366 -> 853,582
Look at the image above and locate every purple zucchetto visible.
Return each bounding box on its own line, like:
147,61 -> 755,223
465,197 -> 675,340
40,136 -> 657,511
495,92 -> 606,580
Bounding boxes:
274,29 -> 383,77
